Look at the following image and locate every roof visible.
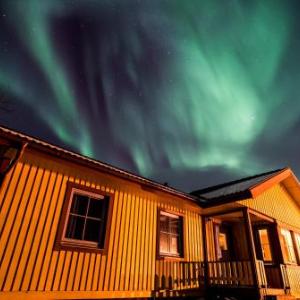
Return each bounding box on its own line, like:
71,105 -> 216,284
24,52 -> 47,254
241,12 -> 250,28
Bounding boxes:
2,125 -> 299,209
0,125 -> 197,203
191,168 -> 287,206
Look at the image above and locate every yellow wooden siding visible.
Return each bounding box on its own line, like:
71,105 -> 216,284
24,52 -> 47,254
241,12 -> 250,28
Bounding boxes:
239,183 -> 300,297
286,265 -> 300,297
238,184 -> 300,229
0,150 -> 202,297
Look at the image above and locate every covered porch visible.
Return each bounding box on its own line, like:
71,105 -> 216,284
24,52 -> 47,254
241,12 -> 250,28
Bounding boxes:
203,208 -> 297,298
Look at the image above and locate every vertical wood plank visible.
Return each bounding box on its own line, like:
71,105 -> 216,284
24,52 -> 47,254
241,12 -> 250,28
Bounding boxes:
0,162 -> 24,233
86,253 -> 96,291
66,251 -> 78,291
92,254 -> 101,291
114,192 -> 127,290
119,192 -> 132,291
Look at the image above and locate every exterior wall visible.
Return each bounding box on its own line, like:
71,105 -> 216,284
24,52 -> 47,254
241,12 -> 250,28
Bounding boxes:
238,184 -> 300,228
286,265 -> 300,297
0,149 -> 202,299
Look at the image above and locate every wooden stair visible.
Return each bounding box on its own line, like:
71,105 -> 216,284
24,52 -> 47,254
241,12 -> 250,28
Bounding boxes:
264,288 -> 296,300
264,294 -> 296,300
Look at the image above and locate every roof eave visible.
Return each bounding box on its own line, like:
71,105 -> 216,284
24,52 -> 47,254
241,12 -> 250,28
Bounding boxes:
0,126 -> 197,203
249,168 -> 291,198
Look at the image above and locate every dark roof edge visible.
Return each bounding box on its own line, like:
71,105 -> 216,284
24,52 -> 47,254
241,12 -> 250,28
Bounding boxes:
200,190 -> 253,208
190,168 -> 285,196
0,125 -> 198,203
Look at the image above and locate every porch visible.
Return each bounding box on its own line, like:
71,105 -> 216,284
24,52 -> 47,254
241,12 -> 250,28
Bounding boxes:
153,208 -> 300,299
202,208 -> 299,299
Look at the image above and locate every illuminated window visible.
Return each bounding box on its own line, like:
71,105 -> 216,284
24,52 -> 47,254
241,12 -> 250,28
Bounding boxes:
219,233 -> 228,251
57,183 -> 110,250
159,211 -> 183,257
280,229 -> 297,264
258,229 -> 273,261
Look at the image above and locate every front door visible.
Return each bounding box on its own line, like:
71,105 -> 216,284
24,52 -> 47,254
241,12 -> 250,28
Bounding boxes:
253,226 -> 283,288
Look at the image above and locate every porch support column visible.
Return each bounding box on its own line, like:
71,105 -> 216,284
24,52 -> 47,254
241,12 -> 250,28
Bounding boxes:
273,222 -> 290,292
242,207 -> 260,288
273,221 -> 284,265
201,216 -> 209,291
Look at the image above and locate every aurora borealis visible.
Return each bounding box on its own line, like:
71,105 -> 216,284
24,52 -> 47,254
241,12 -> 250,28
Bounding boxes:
1,0 -> 300,191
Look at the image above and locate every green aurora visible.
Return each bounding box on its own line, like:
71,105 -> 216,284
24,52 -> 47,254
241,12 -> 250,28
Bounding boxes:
0,0 -> 300,190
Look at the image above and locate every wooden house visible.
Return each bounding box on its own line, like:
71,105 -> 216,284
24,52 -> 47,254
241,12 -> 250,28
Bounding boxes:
0,126 -> 299,300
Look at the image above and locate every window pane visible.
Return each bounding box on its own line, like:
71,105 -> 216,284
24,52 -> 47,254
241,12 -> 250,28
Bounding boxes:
170,235 -> 179,254
170,218 -> 179,234
88,198 -> 104,219
88,198 -> 108,220
258,229 -> 272,261
70,194 -> 88,215
160,232 -> 169,253
66,215 -> 85,240
84,219 -> 102,243
160,215 -> 169,232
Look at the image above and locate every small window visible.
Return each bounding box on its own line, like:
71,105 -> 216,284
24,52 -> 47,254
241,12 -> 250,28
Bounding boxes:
258,229 -> 273,262
280,228 -> 297,264
159,211 -> 183,257
56,183 -> 111,251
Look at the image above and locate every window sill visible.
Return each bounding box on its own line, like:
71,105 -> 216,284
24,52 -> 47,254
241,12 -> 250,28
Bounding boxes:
157,254 -> 184,261
263,261 -> 275,265
283,264 -> 300,269
54,240 -> 106,254
283,261 -> 299,266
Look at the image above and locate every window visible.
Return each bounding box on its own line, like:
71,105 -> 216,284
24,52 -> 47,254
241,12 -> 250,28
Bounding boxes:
258,228 -> 273,262
280,228 -> 297,264
219,233 -> 228,251
293,232 -> 300,263
159,211 -> 183,257
56,183 -> 111,251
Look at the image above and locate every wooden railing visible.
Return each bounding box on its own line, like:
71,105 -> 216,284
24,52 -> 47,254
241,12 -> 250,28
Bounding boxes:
256,260 -> 267,288
207,260 -> 254,286
154,261 -> 205,291
264,264 -> 285,288
280,264 -> 291,291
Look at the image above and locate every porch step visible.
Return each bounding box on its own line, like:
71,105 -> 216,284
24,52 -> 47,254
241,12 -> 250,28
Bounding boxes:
266,288 -> 286,296
264,295 -> 295,300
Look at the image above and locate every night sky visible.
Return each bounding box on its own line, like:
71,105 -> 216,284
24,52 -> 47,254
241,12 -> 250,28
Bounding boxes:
0,0 -> 300,192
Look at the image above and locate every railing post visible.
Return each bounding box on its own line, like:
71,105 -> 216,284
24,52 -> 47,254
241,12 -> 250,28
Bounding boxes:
202,216 -> 209,296
243,208 -> 260,289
